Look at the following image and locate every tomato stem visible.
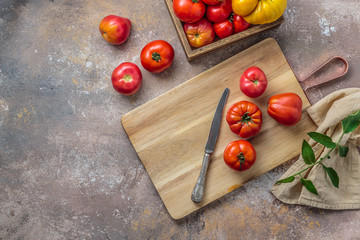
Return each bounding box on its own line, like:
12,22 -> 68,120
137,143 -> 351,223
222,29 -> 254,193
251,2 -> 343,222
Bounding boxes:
152,52 -> 161,62
228,13 -> 234,23
238,112 -> 253,125
192,0 -> 200,3
123,74 -> 132,82
237,152 -> 245,170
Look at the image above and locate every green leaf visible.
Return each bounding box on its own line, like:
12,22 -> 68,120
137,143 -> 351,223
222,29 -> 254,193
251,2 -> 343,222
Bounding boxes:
302,140 -> 315,165
322,165 -> 339,188
276,176 -> 295,184
339,145 -> 349,157
307,132 -> 337,148
341,110 -> 360,134
300,178 -> 318,195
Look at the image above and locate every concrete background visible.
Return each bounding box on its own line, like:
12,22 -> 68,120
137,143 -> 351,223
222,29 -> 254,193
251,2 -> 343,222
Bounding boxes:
1,0 -> 360,239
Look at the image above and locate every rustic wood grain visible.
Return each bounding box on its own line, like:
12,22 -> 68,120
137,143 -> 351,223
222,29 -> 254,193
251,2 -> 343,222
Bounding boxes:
122,38 -> 317,219
164,0 -> 284,61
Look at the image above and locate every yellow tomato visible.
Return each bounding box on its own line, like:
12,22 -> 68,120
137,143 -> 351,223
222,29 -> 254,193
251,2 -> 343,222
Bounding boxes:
232,0 -> 258,17
243,0 -> 287,24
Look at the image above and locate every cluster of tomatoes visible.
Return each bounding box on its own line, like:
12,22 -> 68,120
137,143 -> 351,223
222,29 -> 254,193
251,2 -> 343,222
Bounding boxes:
172,0 -> 251,48
223,66 -> 303,171
99,15 -> 175,95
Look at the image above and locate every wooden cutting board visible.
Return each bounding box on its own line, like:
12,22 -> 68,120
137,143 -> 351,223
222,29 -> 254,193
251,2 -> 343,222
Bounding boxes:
122,38 -> 317,219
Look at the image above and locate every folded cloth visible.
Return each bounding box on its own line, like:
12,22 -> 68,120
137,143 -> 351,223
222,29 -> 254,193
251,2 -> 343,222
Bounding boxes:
271,88 -> 360,210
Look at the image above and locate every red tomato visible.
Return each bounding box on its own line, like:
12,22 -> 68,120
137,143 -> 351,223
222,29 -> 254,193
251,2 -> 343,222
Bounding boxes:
111,62 -> 142,95
226,101 -> 262,138
223,140 -> 256,171
99,15 -> 131,45
183,18 -> 215,48
140,40 -> 175,73
240,66 -> 268,98
268,93 -> 303,126
173,0 -> 206,23
206,0 -> 232,23
202,0 -> 224,5
214,19 -> 233,38
233,14 -> 250,33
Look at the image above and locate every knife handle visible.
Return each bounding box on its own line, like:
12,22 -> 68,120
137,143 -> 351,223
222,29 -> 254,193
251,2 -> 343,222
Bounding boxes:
191,152 -> 211,203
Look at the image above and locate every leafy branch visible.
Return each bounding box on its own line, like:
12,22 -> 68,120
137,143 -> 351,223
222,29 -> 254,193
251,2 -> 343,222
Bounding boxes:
276,110 -> 360,195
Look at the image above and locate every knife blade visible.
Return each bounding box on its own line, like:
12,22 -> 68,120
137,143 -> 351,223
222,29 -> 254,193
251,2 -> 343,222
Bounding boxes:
191,88 -> 229,203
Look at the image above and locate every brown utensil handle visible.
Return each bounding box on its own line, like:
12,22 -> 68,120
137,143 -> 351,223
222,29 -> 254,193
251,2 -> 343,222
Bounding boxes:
299,56 -> 349,91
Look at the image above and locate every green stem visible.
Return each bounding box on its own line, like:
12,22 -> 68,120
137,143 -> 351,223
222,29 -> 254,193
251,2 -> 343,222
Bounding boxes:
228,13 -> 234,23
285,132 -> 345,179
123,74 -> 132,82
152,52 -> 161,62
237,152 -> 245,170
237,112 -> 254,125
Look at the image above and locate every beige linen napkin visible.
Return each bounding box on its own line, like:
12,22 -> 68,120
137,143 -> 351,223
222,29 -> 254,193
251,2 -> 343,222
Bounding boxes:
271,88 -> 360,209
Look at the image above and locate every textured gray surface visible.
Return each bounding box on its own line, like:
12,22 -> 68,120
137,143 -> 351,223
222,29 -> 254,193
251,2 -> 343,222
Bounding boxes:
1,0 -> 360,239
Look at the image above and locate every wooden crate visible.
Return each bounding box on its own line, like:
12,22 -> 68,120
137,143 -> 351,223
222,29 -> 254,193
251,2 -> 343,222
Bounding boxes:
164,0 -> 285,61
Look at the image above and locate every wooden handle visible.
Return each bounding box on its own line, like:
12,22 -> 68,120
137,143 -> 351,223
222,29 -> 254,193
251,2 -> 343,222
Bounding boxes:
191,153 -> 211,203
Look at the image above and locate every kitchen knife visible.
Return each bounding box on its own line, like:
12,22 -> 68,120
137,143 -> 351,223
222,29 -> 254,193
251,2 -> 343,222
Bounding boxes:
191,88 -> 230,203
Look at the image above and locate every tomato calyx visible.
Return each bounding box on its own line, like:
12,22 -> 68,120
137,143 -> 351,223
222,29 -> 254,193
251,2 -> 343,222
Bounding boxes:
228,13 -> 234,23
237,152 -> 246,170
192,0 -> 200,3
238,112 -> 253,125
152,52 -> 161,62
123,74 -> 132,82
